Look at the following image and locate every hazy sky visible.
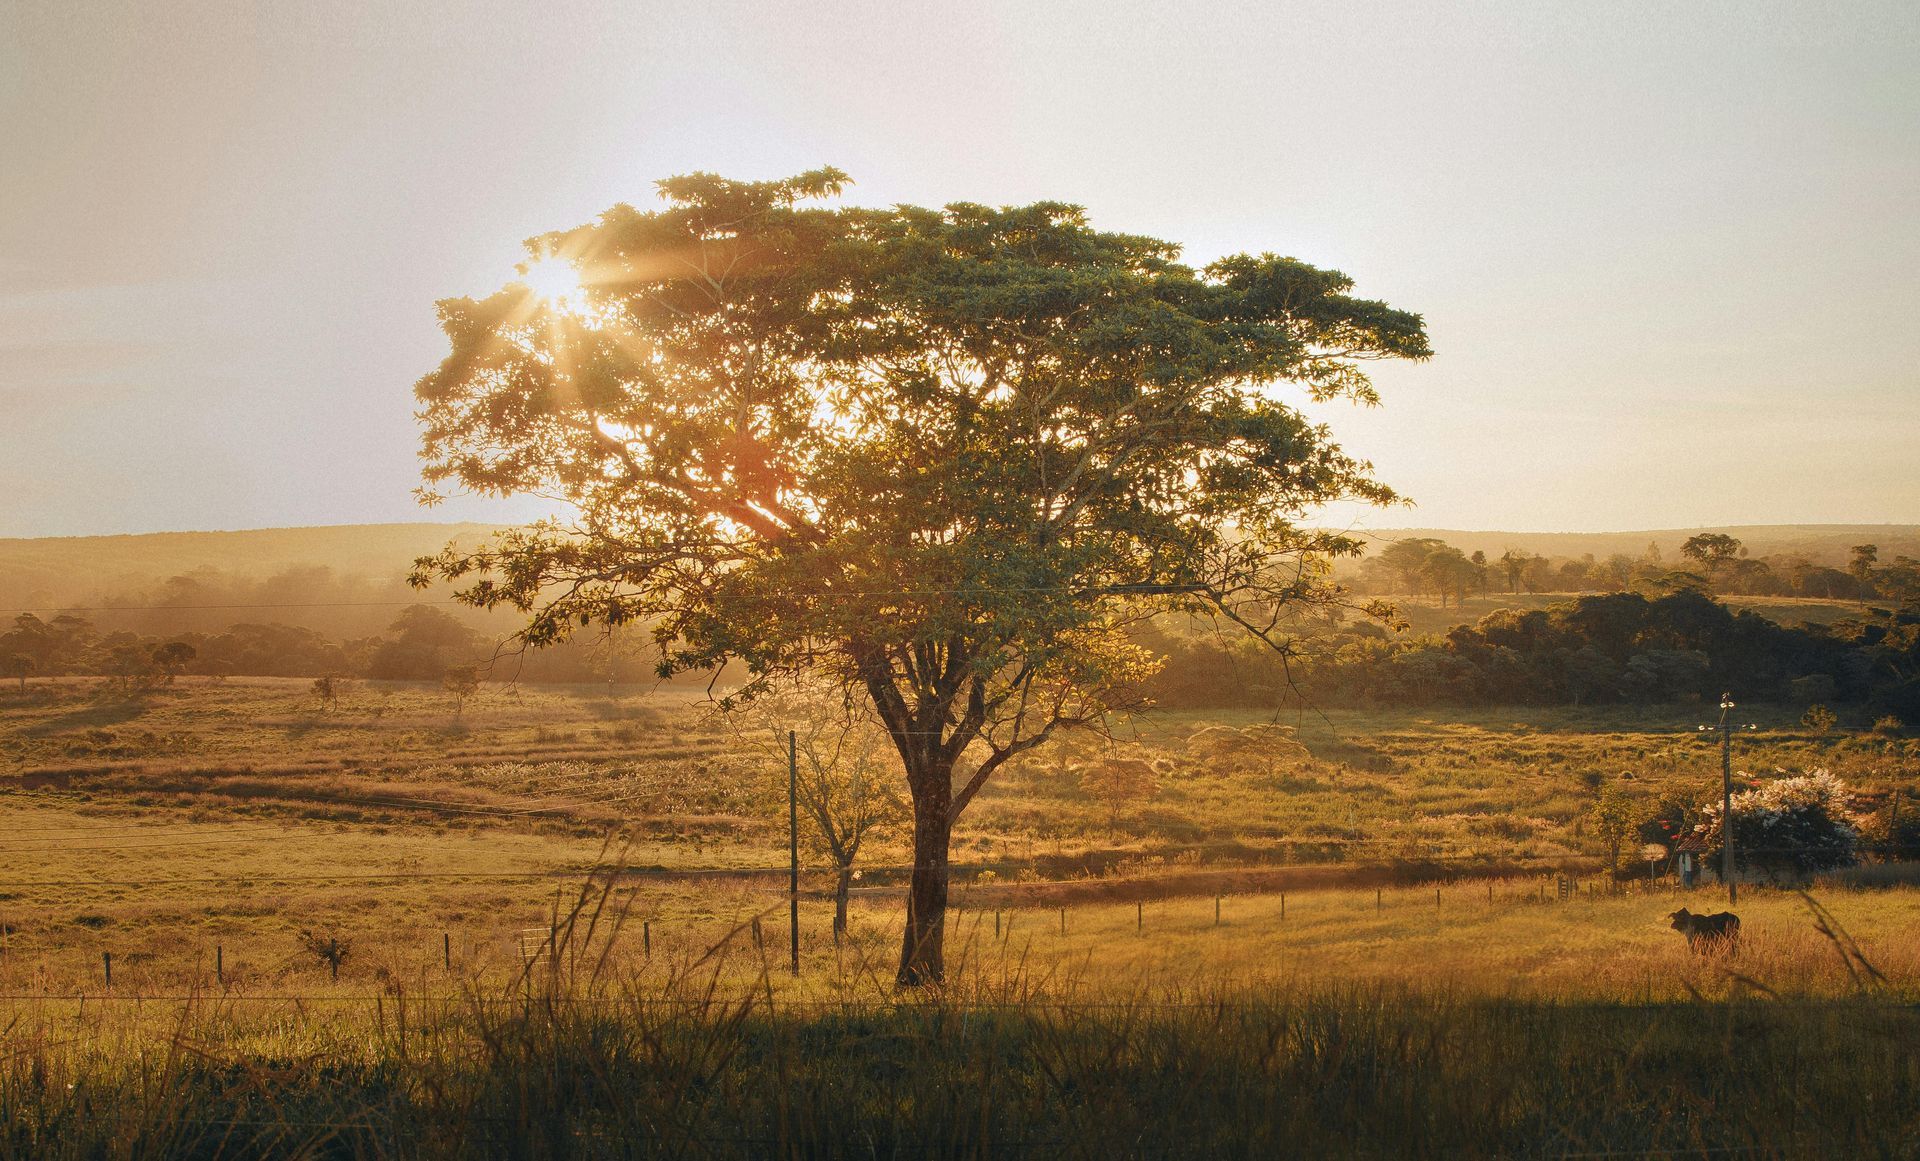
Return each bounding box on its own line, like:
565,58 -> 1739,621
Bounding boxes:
2,0 -> 1915,539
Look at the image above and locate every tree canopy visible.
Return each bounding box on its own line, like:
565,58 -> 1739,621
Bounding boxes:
411,170 -> 1430,982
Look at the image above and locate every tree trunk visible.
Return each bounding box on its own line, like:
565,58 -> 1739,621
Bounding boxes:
897,775 -> 953,986
834,864 -> 851,944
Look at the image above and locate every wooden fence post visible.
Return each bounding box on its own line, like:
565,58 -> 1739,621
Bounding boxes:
1376,888 -> 1382,912
103,951 -> 111,989
1215,894 -> 1222,926
443,932 -> 451,972
643,921 -> 651,959
216,945 -> 223,985
1137,900 -> 1142,931
1058,907 -> 1066,936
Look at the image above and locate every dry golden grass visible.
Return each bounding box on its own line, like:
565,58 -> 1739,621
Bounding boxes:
1,675 -> 1915,1006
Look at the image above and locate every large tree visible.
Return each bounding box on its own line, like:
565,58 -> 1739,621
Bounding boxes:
411,171 -> 1430,984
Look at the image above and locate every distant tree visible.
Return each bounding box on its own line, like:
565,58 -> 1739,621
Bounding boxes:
1596,554 -> 1636,591
1380,539 -> 1449,600
0,613 -> 92,677
1418,545 -> 1478,608
1498,549 -> 1531,595
1874,556 -> 1920,612
1,652 -> 33,690
1468,550 -> 1490,597
1521,554 -> 1557,595
441,664 -> 481,716
1679,533 -> 1743,586
408,170 -> 1430,984
1847,544 -> 1879,592
47,615 -> 97,671
367,605 -> 486,681
103,642 -> 166,696
150,641 -> 197,683
311,674 -> 341,711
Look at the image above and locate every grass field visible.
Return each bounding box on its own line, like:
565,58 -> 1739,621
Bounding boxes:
3,676 -> 1918,1155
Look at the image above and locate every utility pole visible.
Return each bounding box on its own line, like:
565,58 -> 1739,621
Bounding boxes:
1698,693 -> 1753,907
788,728 -> 800,976
1720,695 -> 1735,906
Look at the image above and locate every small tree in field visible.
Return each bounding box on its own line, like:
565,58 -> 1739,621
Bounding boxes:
1078,750 -> 1163,825
728,679 -> 905,941
1590,785 -> 1636,872
409,171 -> 1429,984
312,674 -> 341,711
441,664 -> 480,717
1,653 -> 32,690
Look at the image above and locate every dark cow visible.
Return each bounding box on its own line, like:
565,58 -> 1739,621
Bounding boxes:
1668,908 -> 1741,952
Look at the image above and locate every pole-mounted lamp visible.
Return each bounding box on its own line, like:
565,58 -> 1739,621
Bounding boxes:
1696,693 -> 1757,906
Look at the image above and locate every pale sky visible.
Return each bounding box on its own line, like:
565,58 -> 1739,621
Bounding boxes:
2,0 -> 1915,539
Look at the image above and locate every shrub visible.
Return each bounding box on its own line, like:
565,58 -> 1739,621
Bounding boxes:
1693,769 -> 1863,879
1801,704 -> 1838,734
297,928 -> 353,980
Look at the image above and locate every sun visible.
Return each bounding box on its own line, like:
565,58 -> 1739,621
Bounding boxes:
518,255 -> 586,313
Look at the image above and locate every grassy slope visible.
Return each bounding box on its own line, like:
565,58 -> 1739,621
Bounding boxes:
3,679 -> 1918,1155
1,677 -> 1915,992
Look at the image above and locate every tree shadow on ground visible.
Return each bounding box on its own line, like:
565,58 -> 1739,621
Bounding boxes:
18,697 -> 149,737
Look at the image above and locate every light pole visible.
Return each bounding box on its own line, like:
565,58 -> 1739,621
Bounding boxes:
1697,693 -> 1756,906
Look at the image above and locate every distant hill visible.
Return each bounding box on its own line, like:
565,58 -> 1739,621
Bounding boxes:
1348,525 -> 1920,565
0,522 -> 504,604
2,521 -> 1912,637
0,523 -> 508,636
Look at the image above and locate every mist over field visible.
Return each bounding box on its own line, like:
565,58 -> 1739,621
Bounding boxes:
7,519 -> 1916,632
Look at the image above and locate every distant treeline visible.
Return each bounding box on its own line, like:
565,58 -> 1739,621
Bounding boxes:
0,604 -> 647,689
1142,589 -> 1920,721
7,559 -> 1919,722
1347,533 -> 1920,607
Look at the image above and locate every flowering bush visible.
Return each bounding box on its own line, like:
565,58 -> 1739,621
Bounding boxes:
1696,769 -> 1862,876
1695,769 -> 1862,878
